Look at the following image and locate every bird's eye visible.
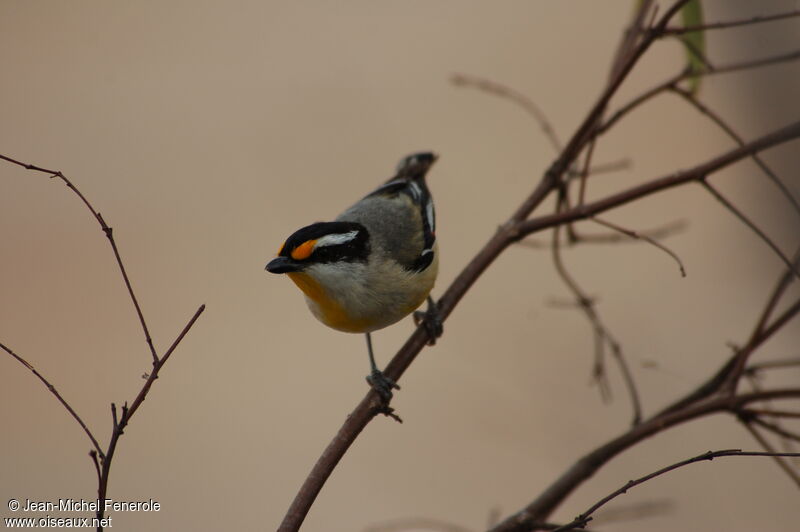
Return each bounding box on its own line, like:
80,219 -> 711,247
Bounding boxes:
291,240 -> 316,261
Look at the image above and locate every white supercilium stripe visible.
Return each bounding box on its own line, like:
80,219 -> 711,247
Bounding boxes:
316,230 -> 359,248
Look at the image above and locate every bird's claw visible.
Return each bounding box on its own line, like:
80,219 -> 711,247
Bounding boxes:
366,369 -> 400,403
413,298 -> 443,346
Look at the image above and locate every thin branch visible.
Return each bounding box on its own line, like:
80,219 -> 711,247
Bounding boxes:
451,73 -> 562,153
597,72 -> 683,135
743,408 -> 800,419
677,34 -> 715,72
747,357 -> 800,374
551,222 -> 643,422
591,216 -> 686,277
662,10 -> 800,35
518,219 -> 687,249
95,304 -> 205,527
551,225 -> 610,403
517,120 -> 800,238
566,158 -> 631,179
89,450 -> 102,485
0,153 -> 159,363
742,422 -> 800,488
700,180 -> 799,279
576,136 -> 597,207
670,86 -> 800,220
750,416 -> 800,444
551,449 -> 800,532
490,389 -> 800,532
0,341 -> 104,457
752,250 -> 800,338
599,47 -> 800,136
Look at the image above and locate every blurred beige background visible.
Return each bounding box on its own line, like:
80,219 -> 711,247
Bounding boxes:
1,1 -> 799,531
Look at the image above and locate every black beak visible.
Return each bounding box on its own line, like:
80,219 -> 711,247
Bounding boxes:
265,256 -> 302,274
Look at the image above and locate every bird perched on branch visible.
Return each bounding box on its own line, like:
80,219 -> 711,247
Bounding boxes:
266,152 -> 442,401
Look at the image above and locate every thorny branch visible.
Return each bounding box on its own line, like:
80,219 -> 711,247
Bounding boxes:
278,2 -> 800,531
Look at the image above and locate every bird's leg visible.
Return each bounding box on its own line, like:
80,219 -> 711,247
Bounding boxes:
364,332 -> 399,402
413,295 -> 443,345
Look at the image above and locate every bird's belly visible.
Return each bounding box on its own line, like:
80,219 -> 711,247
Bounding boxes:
287,263 -> 436,334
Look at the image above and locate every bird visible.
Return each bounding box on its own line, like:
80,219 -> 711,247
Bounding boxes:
265,152 -> 441,401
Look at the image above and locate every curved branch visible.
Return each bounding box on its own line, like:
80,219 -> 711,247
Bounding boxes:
488,389 -> 800,532
0,341 -> 103,457
551,449 -> 800,532
0,153 -> 159,363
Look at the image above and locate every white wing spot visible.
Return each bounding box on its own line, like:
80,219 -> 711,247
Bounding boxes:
316,230 -> 359,248
425,199 -> 435,232
407,181 -> 421,200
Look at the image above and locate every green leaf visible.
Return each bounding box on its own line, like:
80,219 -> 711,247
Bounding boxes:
680,0 -> 705,95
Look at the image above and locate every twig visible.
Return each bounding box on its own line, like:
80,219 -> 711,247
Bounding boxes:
550,223 -> 643,422
489,386 -> 800,532
661,10 -> 800,35
516,120 -> 800,238
518,219 -> 687,249
550,449 -> 800,532
451,73 -> 562,153
746,357 -> 800,374
0,341 -> 104,457
565,158 -> 631,179
95,304 -> 205,526
599,47 -> 800,136
700,180 -> 799,279
741,423 -> 800,488
742,408 -> 800,419
670,86 -> 800,220
591,216 -> 686,277
0,153 -> 159,363
551,225 -> 610,403
750,249 -> 800,339
749,416 -> 800,444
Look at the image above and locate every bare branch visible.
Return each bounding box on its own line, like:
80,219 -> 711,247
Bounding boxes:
551,449 -> 800,532
742,423 -> 800,488
550,224 -> 642,422
518,219 -> 687,249
591,216 -> 686,277
747,357 -> 800,374
0,341 -> 103,457
670,86 -> 800,220
700,180 -> 799,279
517,120 -> 800,238
661,10 -> 800,35
93,304 -> 205,526
0,153 -> 159,363
742,408 -> 800,419
750,416 -> 800,444
451,73 -> 562,153
600,47 -> 800,136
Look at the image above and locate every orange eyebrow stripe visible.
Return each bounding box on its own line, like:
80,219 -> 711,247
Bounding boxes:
291,239 -> 316,260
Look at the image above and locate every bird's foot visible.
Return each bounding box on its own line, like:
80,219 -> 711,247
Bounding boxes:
366,369 -> 400,402
366,370 -> 403,422
413,297 -> 443,346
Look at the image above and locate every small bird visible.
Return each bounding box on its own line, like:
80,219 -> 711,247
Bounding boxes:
266,152 -> 441,400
